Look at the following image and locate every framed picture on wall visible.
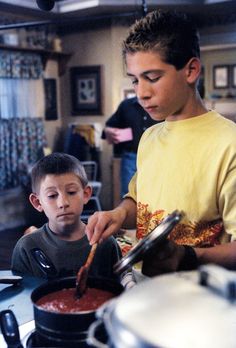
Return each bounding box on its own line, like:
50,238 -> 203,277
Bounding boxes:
44,78 -> 58,121
231,65 -> 236,88
70,65 -> 102,115
213,65 -> 229,89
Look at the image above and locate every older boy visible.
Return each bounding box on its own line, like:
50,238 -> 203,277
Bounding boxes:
11,153 -> 121,278
86,10 -> 236,273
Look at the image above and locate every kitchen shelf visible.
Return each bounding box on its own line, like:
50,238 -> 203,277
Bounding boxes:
0,44 -> 72,75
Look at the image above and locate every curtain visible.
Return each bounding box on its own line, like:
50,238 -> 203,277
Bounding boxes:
0,118 -> 47,190
0,78 -> 45,118
0,51 -> 43,79
0,51 -> 46,190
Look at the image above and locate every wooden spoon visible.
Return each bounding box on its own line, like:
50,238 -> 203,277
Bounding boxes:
76,243 -> 98,298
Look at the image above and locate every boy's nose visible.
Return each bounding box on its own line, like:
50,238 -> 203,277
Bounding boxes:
58,195 -> 69,208
136,80 -> 152,101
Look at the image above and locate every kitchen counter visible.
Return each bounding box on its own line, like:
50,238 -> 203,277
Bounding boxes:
0,270 -> 45,326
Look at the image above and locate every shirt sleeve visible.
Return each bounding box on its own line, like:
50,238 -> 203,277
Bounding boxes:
124,171 -> 137,202
218,151 -> 236,240
101,104 -> 124,140
11,237 -> 36,276
105,103 -> 124,128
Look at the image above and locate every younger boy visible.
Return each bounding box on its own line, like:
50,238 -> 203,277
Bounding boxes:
11,153 -> 121,279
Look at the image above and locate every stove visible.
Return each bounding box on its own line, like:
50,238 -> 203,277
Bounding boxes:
0,271 -> 109,347
0,320 -> 35,348
0,319 -> 107,348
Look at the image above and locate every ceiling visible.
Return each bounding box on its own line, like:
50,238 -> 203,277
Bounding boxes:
0,0 -> 236,33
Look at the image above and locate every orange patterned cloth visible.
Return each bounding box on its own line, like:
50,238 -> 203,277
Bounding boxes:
116,235 -> 133,256
136,202 -> 223,247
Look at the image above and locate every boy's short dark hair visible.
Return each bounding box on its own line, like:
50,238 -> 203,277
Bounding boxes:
123,9 -> 200,70
31,152 -> 88,193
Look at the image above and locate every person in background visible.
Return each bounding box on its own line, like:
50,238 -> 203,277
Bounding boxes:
86,9 -> 236,274
102,96 -> 157,197
11,153 -> 121,279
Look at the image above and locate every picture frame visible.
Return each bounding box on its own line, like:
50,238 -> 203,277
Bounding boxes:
231,65 -> 236,88
213,65 -> 229,89
70,66 -> 102,115
44,78 -> 58,121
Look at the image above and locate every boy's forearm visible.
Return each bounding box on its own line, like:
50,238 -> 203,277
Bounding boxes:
195,241 -> 236,270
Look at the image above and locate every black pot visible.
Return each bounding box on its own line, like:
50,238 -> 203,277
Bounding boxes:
31,276 -> 123,347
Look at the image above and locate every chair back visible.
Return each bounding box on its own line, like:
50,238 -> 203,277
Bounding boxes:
81,161 -> 98,181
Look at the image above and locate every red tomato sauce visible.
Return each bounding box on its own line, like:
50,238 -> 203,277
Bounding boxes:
36,287 -> 115,313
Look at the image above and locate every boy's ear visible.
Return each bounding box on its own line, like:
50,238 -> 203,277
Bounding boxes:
83,185 -> 92,205
185,57 -> 201,84
29,193 -> 44,212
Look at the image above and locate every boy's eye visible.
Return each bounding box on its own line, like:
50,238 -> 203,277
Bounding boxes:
47,194 -> 57,199
146,75 -> 161,82
68,191 -> 77,195
131,78 -> 138,85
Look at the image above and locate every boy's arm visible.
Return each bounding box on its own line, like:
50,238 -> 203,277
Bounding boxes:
142,240 -> 236,277
86,197 -> 137,245
11,239 -> 35,276
195,242 -> 236,270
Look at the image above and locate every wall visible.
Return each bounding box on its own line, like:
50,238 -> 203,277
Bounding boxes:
201,46 -> 236,121
59,23 -> 132,209
201,47 -> 236,100
200,24 -> 236,120
43,60 -> 63,150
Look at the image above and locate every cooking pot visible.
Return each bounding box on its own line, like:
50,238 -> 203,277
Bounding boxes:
87,268 -> 236,348
31,276 -> 123,347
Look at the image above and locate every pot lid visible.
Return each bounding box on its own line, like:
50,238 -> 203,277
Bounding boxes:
114,210 -> 183,274
105,271 -> 236,348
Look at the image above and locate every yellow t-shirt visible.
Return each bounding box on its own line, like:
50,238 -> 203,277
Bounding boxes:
127,111 -> 236,246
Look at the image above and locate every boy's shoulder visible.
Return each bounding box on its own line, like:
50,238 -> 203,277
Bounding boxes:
140,121 -> 164,141
15,225 -> 46,246
214,112 -> 236,139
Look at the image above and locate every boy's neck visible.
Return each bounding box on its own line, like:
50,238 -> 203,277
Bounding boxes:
49,221 -> 86,241
167,95 -> 207,122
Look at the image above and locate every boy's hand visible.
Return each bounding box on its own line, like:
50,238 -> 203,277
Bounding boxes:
24,226 -> 37,235
104,127 -> 121,144
142,240 -> 185,276
85,207 -> 127,245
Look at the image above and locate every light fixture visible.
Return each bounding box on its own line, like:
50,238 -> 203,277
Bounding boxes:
36,0 -> 55,11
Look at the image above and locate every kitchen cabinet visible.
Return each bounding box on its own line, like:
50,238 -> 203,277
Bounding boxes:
0,43 -> 72,75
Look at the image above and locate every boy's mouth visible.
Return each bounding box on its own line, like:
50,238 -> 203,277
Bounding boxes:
57,213 -> 74,218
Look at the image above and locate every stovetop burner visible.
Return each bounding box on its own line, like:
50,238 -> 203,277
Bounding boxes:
1,317 -> 107,348
22,330 -> 97,348
23,331 -> 41,348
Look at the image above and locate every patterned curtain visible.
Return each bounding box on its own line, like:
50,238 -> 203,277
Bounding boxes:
0,51 -> 43,79
0,118 -> 47,190
0,51 -> 46,190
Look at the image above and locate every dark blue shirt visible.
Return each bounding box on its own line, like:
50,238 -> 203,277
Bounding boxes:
102,97 -> 158,155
